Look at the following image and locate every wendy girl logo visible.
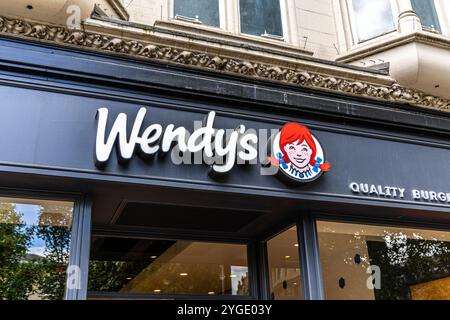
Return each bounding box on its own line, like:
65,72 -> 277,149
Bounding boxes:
268,123 -> 331,184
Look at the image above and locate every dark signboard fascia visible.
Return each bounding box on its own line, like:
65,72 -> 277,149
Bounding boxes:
1,75 -> 450,212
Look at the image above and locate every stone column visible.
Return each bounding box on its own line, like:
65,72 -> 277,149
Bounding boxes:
397,0 -> 422,33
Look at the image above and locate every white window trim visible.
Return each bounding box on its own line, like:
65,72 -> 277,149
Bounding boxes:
170,0 -> 226,29
440,0 -> 450,35
279,0 -> 289,43
431,0 -> 448,36
237,0 -> 289,42
346,0 -> 398,45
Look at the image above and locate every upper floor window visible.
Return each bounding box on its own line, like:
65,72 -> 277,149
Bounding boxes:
239,0 -> 284,40
411,0 -> 441,33
348,0 -> 396,43
173,0 -> 221,27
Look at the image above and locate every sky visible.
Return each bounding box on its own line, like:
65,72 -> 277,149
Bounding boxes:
15,203 -> 47,257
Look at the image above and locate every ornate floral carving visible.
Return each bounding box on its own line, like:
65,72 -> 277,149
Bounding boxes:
1,16 -> 450,112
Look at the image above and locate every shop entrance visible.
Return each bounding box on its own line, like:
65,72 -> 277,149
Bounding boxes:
86,183 -> 304,299
1,182 -> 449,300
85,183 -> 450,300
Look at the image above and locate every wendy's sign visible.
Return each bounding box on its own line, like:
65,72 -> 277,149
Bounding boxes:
268,122 -> 331,184
94,107 -> 330,185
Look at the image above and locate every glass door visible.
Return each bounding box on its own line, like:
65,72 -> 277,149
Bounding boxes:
265,225 -> 303,300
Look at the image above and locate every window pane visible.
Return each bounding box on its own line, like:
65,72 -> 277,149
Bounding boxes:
350,0 -> 395,42
174,0 -> 220,27
267,226 -> 302,300
0,197 -> 74,300
240,0 -> 283,37
411,0 -> 441,33
317,221 -> 450,300
88,237 -> 249,296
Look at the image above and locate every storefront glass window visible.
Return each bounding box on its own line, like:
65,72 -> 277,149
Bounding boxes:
411,0 -> 441,33
317,221 -> 450,300
88,237 -> 249,297
174,0 -> 220,27
0,196 -> 74,300
349,0 -> 396,42
239,0 -> 283,38
266,226 -> 302,300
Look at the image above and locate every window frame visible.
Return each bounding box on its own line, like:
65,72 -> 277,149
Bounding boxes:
170,0 -> 226,29
237,0 -> 289,42
346,0 -> 398,45
433,0 -> 448,36
414,0 -> 448,36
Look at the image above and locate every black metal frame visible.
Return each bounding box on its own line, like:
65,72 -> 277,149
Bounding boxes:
297,215 -> 325,300
66,195 -> 92,300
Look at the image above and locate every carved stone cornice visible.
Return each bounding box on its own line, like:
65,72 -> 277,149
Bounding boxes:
1,15 -> 450,112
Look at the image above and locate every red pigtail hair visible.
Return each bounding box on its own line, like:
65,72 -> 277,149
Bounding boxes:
320,161 -> 331,172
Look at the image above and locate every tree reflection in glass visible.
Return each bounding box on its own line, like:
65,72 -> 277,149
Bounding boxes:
0,198 -> 73,300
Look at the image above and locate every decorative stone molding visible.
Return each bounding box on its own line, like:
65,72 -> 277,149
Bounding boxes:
1,16 -> 450,112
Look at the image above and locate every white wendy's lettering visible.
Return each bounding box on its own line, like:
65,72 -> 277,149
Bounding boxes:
95,107 -> 258,174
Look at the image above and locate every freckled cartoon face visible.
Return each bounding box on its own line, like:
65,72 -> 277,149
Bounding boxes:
283,139 -> 313,169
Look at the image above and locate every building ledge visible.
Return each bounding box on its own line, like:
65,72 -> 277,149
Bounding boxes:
0,15 -> 450,113
337,31 -> 450,63
87,14 -> 391,77
153,19 -> 314,58
337,31 -> 450,100
82,16 -> 393,82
